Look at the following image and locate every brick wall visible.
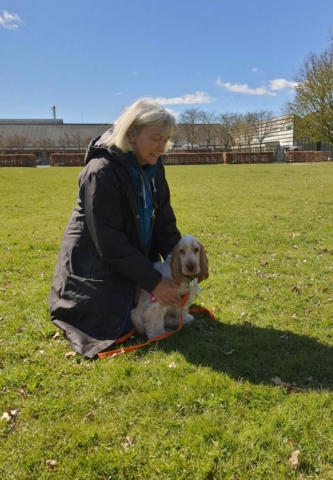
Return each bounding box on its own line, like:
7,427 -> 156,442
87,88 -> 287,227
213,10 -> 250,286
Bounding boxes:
285,151 -> 333,163
50,153 -> 85,166
223,152 -> 273,164
162,152 -> 273,164
162,153 -> 224,164
0,154 -> 35,167
46,151 -> 333,166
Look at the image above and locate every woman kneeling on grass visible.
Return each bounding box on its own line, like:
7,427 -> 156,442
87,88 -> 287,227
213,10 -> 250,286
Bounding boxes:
49,99 -> 181,358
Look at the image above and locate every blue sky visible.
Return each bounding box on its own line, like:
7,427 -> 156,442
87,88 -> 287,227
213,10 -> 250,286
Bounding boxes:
1,0 -> 333,123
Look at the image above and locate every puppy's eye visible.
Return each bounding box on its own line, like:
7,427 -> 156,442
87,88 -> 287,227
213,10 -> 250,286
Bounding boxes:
179,249 -> 185,254
194,247 -> 199,253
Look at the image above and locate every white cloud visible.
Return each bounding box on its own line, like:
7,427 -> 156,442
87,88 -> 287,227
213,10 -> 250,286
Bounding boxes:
215,77 -> 276,96
269,78 -> 298,92
131,71 -> 138,75
251,67 -> 266,74
151,91 -> 215,105
0,10 -> 22,29
216,76 -> 298,96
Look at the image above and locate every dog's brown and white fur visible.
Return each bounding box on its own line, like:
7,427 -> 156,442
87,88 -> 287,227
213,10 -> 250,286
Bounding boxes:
131,235 -> 209,339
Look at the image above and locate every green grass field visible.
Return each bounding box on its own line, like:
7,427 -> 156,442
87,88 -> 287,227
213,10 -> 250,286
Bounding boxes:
1,163 -> 333,479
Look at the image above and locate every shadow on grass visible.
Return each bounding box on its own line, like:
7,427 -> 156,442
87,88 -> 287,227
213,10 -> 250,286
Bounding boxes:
155,316 -> 333,391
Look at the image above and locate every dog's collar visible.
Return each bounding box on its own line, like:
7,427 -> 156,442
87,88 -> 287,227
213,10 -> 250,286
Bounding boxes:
148,277 -> 195,303
148,292 -> 157,303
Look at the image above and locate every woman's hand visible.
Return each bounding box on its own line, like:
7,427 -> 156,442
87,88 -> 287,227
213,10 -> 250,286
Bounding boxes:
151,279 -> 181,306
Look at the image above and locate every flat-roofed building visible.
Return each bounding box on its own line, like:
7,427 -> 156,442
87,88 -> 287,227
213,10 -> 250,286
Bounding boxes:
0,119 -> 110,163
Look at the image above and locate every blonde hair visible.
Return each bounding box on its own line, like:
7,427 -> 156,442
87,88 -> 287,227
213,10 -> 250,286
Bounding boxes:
105,98 -> 177,152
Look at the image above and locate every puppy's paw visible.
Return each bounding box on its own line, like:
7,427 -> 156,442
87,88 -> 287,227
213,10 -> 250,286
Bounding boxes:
183,313 -> 194,324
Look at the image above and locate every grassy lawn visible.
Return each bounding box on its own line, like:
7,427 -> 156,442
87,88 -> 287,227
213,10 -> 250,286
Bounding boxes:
1,163 -> 333,479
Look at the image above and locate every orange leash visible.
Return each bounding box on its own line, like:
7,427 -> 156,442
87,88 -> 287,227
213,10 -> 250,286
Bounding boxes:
97,293 -> 216,359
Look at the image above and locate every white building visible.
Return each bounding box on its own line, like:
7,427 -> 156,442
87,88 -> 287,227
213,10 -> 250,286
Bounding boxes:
249,115 -> 293,152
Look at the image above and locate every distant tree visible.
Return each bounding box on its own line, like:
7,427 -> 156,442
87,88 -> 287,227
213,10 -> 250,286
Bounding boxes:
58,132 -> 72,152
0,134 -> 5,152
29,138 -> 52,164
199,111 -> 217,150
215,112 -> 237,151
178,108 -> 202,149
249,109 -> 274,152
170,130 -> 180,150
5,135 -> 31,153
72,133 -> 84,152
231,114 -> 255,150
286,45 -> 333,147
17,135 -> 31,153
40,137 -> 55,154
31,139 -> 42,156
242,113 -> 256,150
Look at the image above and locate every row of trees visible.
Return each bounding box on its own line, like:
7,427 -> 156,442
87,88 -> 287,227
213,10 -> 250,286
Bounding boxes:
179,34 -> 333,151
1,110 -> 277,155
0,132 -> 93,154
172,109 -> 275,151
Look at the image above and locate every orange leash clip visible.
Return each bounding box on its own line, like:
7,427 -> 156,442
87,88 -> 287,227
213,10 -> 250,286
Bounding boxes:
97,292 -> 216,359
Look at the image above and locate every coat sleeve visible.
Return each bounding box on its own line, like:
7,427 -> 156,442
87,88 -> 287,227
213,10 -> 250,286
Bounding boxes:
153,161 -> 182,260
80,161 -> 162,292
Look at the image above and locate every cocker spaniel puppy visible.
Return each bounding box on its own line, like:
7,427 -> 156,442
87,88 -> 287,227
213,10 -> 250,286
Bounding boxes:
131,235 -> 209,339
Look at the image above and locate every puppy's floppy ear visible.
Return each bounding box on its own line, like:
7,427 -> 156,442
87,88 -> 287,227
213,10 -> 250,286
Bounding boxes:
170,246 -> 183,284
197,243 -> 209,283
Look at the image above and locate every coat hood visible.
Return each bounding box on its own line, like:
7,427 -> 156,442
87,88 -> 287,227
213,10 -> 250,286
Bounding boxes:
84,129 -> 122,165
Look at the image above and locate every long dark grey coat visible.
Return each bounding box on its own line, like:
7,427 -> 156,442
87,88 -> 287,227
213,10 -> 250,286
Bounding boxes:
49,135 -> 181,357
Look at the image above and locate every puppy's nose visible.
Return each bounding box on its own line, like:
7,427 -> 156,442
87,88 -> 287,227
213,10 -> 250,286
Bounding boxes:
186,264 -> 195,272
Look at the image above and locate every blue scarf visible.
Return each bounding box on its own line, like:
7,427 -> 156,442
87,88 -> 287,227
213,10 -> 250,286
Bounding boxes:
126,153 -> 157,248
